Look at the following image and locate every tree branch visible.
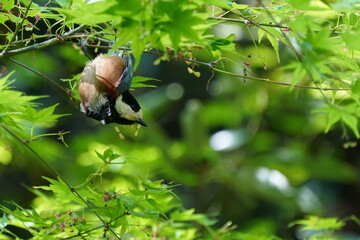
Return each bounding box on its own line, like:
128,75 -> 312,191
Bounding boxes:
140,50 -> 350,91
0,25 -> 87,59
211,68 -> 350,91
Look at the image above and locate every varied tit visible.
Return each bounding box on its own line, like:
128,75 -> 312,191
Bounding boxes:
79,52 -> 147,126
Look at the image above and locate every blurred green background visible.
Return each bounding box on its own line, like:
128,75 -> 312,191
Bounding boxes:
0,18 -> 359,239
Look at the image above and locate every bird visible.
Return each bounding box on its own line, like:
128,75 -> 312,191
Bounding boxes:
79,52 -> 147,127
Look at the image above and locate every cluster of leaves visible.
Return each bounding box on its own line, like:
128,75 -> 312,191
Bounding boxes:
0,147 -> 358,239
278,1 -> 360,138
1,167 -> 358,239
0,166 -> 223,239
0,73 -> 66,144
290,215 -> 358,240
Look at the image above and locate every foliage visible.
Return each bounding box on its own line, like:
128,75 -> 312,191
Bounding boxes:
0,72 -> 66,142
0,0 -> 360,239
0,165 -> 221,239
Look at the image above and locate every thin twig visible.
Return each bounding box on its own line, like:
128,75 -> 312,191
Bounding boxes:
141,50 -> 350,91
212,68 -> 350,91
1,124 -> 63,178
7,57 -> 70,94
0,123 -> 121,240
209,16 -> 289,29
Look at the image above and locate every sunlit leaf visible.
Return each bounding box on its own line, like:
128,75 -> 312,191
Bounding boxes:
290,216 -> 345,231
342,30 -> 360,51
341,111 -> 360,138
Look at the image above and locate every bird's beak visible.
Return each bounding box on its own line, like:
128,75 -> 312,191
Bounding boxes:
136,118 -> 148,127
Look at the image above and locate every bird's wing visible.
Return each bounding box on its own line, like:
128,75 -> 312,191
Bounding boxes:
116,53 -> 133,94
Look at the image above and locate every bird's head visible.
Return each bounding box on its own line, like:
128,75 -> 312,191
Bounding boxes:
114,90 -> 147,127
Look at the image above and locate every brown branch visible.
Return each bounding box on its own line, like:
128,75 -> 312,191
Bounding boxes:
0,25 -> 87,59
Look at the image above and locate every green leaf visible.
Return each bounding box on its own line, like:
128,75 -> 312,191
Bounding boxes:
54,0 -> 118,25
0,214 -> 7,230
0,14 -> 8,24
95,149 -> 122,163
169,31 -> 181,52
291,216 -> 345,231
342,30 -> 360,51
36,177 -> 85,206
209,34 -> 235,51
292,63 -> 307,88
132,76 -> 159,88
54,0 -> 72,8
258,28 -> 266,43
351,79 -> 360,96
341,111 -> 360,138
287,0 -> 310,9
22,104 -> 68,128
267,34 -> 280,63
132,40 -> 146,70
261,27 -> 282,63
326,109 -> 341,133
315,105 -> 360,138
1,0 -> 14,11
206,0 -> 231,9
231,2 -> 248,9
119,195 -> 137,210
170,208 -> 215,225
286,0 -> 316,10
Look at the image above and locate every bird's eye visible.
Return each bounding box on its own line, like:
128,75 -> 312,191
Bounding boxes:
130,105 -> 136,111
